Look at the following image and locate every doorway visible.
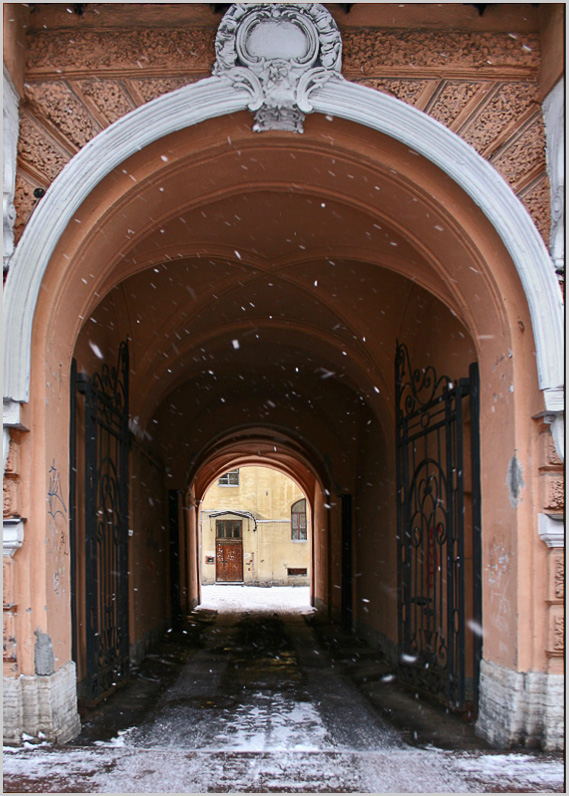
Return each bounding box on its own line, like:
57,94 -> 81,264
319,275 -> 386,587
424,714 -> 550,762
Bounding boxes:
216,519 -> 244,583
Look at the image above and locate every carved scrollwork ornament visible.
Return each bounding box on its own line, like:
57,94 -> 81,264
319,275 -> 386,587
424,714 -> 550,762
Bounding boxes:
213,3 -> 343,133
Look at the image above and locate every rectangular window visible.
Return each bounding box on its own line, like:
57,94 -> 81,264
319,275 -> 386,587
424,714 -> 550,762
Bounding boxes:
287,568 -> 307,577
218,469 -> 239,486
216,519 -> 242,539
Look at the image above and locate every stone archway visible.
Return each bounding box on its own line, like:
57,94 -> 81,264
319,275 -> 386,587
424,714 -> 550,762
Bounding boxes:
3,4 -> 563,750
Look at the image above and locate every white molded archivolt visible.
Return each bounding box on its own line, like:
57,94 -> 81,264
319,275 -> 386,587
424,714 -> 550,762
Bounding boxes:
542,79 -> 565,277
3,74 -> 564,411
3,65 -> 20,273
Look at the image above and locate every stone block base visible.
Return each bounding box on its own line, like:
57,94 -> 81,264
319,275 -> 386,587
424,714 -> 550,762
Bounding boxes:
476,659 -> 564,750
3,661 -> 81,745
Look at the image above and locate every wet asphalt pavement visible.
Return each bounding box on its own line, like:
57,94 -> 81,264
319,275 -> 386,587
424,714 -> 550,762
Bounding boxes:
3,587 -> 565,793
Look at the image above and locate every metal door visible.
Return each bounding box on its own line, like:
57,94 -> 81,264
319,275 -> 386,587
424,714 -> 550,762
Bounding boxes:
395,341 -> 481,711
71,340 -> 130,703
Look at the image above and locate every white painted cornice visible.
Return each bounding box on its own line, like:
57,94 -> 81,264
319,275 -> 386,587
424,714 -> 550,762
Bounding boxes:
3,518 -> 25,557
538,513 -> 564,548
3,73 -> 564,413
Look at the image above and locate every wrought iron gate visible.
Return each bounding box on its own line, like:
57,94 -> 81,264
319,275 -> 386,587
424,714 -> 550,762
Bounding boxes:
71,340 -> 130,703
395,341 -> 481,711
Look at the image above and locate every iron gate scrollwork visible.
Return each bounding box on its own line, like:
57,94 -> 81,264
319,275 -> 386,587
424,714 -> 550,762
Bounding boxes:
395,341 -> 481,711
72,340 -> 130,703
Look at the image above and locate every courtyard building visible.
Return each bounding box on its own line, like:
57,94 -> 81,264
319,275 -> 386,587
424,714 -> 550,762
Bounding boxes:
201,467 -> 310,587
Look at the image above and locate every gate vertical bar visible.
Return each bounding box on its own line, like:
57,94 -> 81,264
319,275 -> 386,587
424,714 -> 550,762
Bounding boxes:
117,340 -> 130,685
455,378 -> 467,708
469,362 -> 482,710
69,358 -> 78,671
84,370 -> 97,700
444,386 -> 455,705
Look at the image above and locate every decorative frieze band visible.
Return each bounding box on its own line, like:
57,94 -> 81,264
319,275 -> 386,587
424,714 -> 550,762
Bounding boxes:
14,5 -> 548,242
341,29 -> 539,76
26,27 -> 539,80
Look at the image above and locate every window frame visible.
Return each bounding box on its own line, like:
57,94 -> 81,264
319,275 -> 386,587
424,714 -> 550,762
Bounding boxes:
291,498 -> 307,541
218,469 -> 240,487
216,519 -> 242,539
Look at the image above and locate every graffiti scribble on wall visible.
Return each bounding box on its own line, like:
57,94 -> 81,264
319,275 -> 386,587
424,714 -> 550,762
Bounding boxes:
47,460 -> 68,594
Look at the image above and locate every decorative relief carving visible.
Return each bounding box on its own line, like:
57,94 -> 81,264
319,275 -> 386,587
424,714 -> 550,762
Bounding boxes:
76,79 -> 135,125
3,559 -> 18,665
27,29 -> 215,75
552,615 -> 564,652
518,175 -> 550,246
3,478 -> 17,517
491,114 -> 546,189
553,556 -> 564,601
354,78 -> 432,107
543,475 -> 565,512
3,610 -> 17,663
213,4 -> 342,133
25,82 -> 100,150
426,80 -> 482,127
13,172 -> 43,244
3,559 -> 15,608
11,13 -> 549,250
4,433 -> 19,475
128,77 -> 197,104
341,31 -> 540,75
545,432 -> 563,466
18,113 -> 71,183
459,81 -> 538,154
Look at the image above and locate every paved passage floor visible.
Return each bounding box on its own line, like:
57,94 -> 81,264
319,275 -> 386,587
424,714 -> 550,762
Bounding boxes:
3,587 -> 565,793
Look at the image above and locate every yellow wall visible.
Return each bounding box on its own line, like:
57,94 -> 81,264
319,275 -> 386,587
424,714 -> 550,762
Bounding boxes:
200,467 -> 310,586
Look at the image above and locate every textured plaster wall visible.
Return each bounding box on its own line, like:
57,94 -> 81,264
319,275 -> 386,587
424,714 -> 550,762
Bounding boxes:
129,444 -> 170,659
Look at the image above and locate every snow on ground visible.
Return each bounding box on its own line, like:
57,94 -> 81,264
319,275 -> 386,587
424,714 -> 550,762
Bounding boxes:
4,744 -> 565,793
197,584 -> 313,613
4,587 -> 565,793
206,692 -> 332,752
450,751 -> 566,791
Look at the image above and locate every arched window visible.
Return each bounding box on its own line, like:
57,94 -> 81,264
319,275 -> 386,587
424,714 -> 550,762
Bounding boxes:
291,498 -> 307,541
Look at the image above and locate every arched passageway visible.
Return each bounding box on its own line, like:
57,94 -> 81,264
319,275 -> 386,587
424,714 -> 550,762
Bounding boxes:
3,48 -> 562,748
60,111 -> 495,718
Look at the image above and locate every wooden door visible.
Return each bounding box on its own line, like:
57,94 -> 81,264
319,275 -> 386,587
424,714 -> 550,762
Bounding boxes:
216,541 -> 243,582
215,519 -> 243,582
